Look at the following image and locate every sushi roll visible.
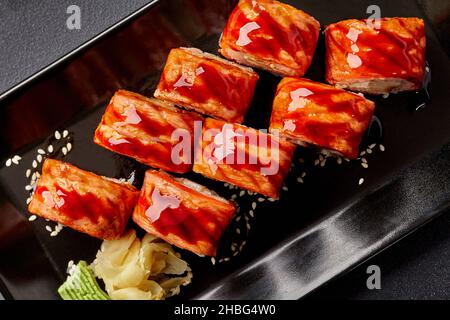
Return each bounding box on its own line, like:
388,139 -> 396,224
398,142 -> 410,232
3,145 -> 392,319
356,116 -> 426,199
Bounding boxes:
219,0 -> 320,77
154,47 -> 259,123
132,170 -> 236,257
270,78 -> 375,159
28,159 -> 139,240
325,18 -> 426,94
193,118 -> 296,199
94,90 -> 203,174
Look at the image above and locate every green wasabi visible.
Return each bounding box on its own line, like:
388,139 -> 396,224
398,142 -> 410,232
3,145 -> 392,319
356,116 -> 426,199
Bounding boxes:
58,261 -> 110,300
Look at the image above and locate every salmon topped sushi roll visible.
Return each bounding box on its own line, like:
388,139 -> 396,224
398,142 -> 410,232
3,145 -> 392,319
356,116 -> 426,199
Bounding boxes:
219,0 -> 320,77
94,90 -> 203,174
132,170 -> 236,257
325,18 -> 426,94
193,118 -> 296,199
270,78 -> 375,159
28,159 -> 139,240
154,47 -> 259,123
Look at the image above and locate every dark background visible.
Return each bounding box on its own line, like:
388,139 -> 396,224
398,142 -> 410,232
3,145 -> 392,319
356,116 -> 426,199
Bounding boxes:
1,0 -> 450,299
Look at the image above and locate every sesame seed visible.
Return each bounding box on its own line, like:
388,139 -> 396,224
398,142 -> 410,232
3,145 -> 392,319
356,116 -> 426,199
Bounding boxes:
360,151 -> 366,156
359,178 -> 364,185
319,155 -> 324,161
231,194 -> 237,200
12,155 -> 21,165
344,158 -> 350,162
66,143 -> 72,152
25,185 -> 33,191
223,258 -> 230,262
314,159 -> 320,166
379,144 -> 385,152
231,245 -> 236,251
257,197 -> 265,202
236,228 -> 241,234
239,190 -> 245,197
297,177 -> 304,183
282,186 -> 288,191
45,226 -> 52,232
361,158 -> 367,163
320,159 -> 327,167
54,131 -> 61,140
366,148 -> 373,154
361,163 -> 369,169
251,202 -> 257,210
369,143 -> 376,149
301,172 -> 306,178
249,210 -> 254,217
38,149 -> 45,155
32,160 -> 37,168
211,257 -> 216,265
5,159 -> 11,167
62,147 -> 68,155
337,157 -> 343,165
63,130 -> 69,138
26,197 -> 32,205
47,145 -> 54,153
233,251 -> 239,256
268,198 -> 276,202
28,215 -> 37,222
235,216 -> 241,222
37,154 -> 43,163
50,231 -> 58,237
26,169 -> 31,178
224,183 -> 229,187
246,223 -> 251,230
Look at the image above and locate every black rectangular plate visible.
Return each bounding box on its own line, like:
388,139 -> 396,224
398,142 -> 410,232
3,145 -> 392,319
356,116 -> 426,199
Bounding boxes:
0,0 -> 449,300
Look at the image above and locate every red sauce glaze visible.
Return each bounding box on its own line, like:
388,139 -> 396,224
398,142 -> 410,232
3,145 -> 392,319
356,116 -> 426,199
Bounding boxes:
35,184 -> 117,223
159,62 -> 255,114
137,190 -> 224,246
326,18 -> 425,86
271,78 -> 375,159
222,1 -> 319,73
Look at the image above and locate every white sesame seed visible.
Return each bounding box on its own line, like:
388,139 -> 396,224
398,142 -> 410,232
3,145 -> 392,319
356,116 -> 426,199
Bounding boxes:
32,160 -> 37,168
257,197 -> 265,202
37,154 -> 43,163
301,172 -> 306,178
379,144 -> 385,152
211,257 -> 216,265
344,158 -> 350,162
26,169 -> 31,178
297,177 -> 304,183
224,183 -> 229,187
337,157 -> 343,165
25,185 -> 33,191
359,178 -> 364,185
320,159 -> 327,167
62,147 -> 68,155
5,159 -> 11,167
231,194 -> 237,200
314,159 -> 320,166
235,216 -> 241,222
233,251 -> 239,256
45,226 -> 52,232
50,231 -> 58,237
223,258 -> 230,262
38,149 -> 46,155
251,202 -> 257,210
361,158 -> 367,163
26,197 -> 32,205
239,190 -> 245,197
54,131 -> 61,140
246,223 -> 251,230
12,156 -> 21,165
249,210 -> 254,217
282,186 -> 288,191
268,198 -> 276,202
47,145 -> 54,153
28,215 -> 37,221
66,143 -> 72,152
63,130 -> 69,138
236,228 -> 241,234
369,143 -> 376,149
360,151 -> 366,156
366,148 -> 373,154
361,163 -> 369,169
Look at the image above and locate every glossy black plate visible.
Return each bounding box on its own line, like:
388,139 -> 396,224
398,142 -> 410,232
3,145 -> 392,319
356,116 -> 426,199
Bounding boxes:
0,0 -> 449,300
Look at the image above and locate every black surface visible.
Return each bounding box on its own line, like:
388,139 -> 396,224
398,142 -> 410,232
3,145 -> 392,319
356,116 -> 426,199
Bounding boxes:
0,0 -> 449,300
